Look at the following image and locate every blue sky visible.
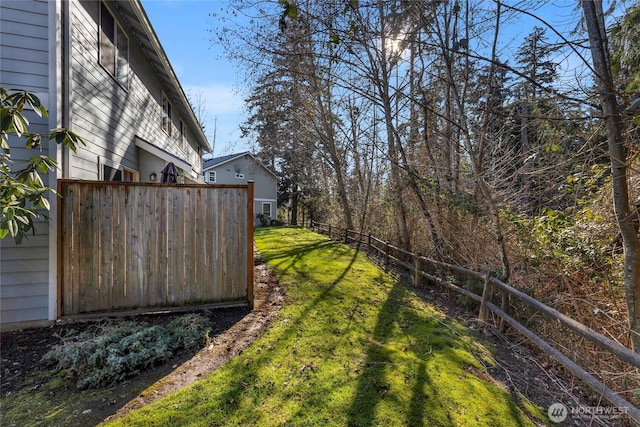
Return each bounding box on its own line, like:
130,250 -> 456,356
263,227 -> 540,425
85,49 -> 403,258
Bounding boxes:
139,1 -> 624,159
141,0 -> 249,157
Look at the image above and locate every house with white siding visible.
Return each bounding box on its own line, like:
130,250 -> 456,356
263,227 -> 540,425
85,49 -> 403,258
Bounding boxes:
0,0 -> 211,330
203,152 -> 278,224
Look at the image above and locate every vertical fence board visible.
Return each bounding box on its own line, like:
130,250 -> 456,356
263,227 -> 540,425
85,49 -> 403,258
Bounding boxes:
58,181 -> 250,315
154,187 -> 170,305
96,185 -> 110,312
116,188 -> 127,308
184,187 -> 196,302
205,188 -> 216,300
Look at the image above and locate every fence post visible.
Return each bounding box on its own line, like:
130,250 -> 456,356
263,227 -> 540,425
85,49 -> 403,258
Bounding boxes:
344,228 -> 349,243
500,289 -> 509,333
414,252 -> 422,287
385,242 -> 390,272
367,233 -> 372,252
478,271 -> 495,330
328,224 -> 332,239
247,181 -> 255,309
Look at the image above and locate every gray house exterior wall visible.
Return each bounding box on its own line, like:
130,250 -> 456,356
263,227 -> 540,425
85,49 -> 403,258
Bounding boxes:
203,153 -> 278,222
1,0 -> 56,328
0,0 -> 211,330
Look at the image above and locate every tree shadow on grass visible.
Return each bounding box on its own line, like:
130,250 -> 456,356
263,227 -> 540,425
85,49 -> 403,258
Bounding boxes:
346,281 -> 534,427
169,236 -> 362,421
112,231 -> 536,426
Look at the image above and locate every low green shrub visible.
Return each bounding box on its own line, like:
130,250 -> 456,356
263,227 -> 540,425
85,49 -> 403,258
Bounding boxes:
42,313 -> 211,389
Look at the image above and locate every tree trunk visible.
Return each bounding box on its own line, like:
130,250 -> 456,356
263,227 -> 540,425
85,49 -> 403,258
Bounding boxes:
582,0 -> 640,351
291,189 -> 299,226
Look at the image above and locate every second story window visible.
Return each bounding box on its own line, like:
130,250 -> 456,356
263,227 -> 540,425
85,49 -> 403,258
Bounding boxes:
207,171 -> 216,183
180,120 -> 186,150
162,93 -> 172,136
100,2 -> 128,87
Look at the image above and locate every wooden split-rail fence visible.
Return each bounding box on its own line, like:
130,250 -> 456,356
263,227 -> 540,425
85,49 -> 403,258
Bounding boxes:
57,180 -> 254,317
311,221 -> 640,424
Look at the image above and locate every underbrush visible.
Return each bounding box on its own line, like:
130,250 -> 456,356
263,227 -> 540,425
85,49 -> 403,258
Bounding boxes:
504,199 -> 640,407
42,313 -> 212,389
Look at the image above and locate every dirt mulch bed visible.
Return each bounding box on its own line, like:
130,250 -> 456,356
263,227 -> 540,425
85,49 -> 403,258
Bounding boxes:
0,252 -> 283,426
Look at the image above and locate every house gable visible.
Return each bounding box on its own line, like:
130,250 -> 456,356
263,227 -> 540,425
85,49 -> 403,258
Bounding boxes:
203,152 -> 278,221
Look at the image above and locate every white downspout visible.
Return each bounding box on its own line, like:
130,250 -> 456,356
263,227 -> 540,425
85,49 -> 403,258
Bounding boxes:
47,0 -> 71,321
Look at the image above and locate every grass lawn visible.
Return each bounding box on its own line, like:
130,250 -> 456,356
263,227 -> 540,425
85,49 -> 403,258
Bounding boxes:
105,227 -> 545,426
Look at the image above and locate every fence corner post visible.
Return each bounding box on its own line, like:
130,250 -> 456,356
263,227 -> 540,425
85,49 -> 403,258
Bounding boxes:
384,242 -> 390,272
478,270 -> 495,330
247,180 -> 255,310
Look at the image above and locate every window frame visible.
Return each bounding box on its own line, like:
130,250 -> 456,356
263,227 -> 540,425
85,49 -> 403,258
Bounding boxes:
235,172 -> 244,179
262,202 -> 272,217
99,157 -> 138,182
99,2 -> 129,88
180,120 -> 187,151
207,170 -> 216,183
162,92 -> 172,136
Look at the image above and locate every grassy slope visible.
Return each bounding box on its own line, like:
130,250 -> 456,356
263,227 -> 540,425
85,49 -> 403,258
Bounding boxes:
107,227 -> 544,426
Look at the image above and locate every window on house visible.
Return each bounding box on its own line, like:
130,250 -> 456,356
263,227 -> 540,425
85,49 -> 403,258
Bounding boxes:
207,171 -> 216,183
103,164 -> 122,181
100,2 -> 128,87
101,159 -> 138,182
162,93 -> 172,136
235,172 -> 244,179
262,203 -> 271,217
180,120 -> 186,150
122,169 -> 136,182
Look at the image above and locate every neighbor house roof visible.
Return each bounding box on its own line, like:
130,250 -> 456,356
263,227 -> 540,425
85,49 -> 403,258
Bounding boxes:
113,0 -> 211,153
203,152 -> 277,178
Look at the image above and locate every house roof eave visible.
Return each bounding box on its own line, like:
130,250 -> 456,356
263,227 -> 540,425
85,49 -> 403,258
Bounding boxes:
115,0 -> 212,154
203,152 -> 278,179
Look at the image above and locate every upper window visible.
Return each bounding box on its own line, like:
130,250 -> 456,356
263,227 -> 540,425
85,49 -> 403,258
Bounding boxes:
100,2 -> 129,87
207,171 -> 216,183
162,93 -> 172,136
180,120 -> 187,150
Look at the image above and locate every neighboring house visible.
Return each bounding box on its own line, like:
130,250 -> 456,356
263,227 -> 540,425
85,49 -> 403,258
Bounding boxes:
203,152 -> 278,223
0,0 -> 211,330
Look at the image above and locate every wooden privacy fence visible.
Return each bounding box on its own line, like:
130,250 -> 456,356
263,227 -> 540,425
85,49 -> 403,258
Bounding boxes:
57,180 -> 254,316
311,221 -> 640,424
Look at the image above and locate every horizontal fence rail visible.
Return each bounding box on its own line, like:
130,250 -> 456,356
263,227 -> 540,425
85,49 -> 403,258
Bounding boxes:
58,180 -> 253,316
311,221 -> 640,424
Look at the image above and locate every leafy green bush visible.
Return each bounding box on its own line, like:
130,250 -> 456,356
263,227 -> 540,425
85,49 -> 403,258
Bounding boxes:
257,213 -> 270,226
42,314 -> 212,389
1,88 -> 85,243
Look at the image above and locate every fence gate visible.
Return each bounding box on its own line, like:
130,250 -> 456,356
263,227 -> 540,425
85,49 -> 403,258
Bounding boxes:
57,180 -> 254,316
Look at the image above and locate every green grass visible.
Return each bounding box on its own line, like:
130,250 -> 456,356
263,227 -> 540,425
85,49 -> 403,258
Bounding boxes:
106,227 -> 544,426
